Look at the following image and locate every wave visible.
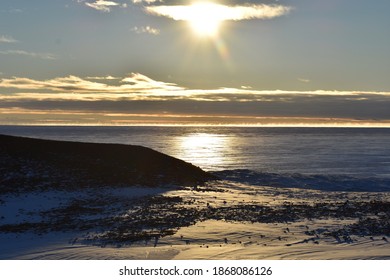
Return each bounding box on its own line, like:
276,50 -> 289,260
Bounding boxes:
212,169 -> 390,192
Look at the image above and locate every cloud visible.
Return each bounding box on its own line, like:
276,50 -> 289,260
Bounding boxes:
85,75 -> 121,80
0,35 -> 18,43
298,78 -> 310,83
0,8 -> 23,13
145,3 -> 292,21
0,73 -> 183,95
0,50 -> 56,60
84,0 -> 126,12
132,0 -> 162,3
131,26 -> 160,35
1,73 -> 390,125
1,73 -> 390,102
121,73 -> 183,92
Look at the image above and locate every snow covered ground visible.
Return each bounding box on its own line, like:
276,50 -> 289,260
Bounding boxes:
1,181 -> 389,260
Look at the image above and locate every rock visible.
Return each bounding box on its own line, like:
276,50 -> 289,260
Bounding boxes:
0,134 -> 217,193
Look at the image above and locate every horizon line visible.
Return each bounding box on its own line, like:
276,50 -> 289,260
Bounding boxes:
1,123 -> 390,128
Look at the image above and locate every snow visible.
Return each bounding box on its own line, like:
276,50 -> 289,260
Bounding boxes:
1,181 -> 389,260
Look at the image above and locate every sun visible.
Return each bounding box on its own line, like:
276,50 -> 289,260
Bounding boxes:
187,2 -> 224,37
190,16 -> 220,37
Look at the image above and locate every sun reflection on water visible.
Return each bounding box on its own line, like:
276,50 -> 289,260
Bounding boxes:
178,133 -> 231,170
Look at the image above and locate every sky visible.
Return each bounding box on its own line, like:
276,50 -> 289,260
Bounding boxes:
0,0 -> 390,126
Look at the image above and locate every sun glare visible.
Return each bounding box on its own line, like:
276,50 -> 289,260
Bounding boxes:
187,2 -> 224,37
146,1 -> 292,37
179,133 -> 230,169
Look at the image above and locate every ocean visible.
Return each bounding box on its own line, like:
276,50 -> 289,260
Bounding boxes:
1,126 -> 390,190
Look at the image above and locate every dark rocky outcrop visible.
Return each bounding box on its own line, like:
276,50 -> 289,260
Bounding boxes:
0,134 -> 216,192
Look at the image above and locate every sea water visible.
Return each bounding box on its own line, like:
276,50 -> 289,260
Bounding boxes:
1,126 -> 390,190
